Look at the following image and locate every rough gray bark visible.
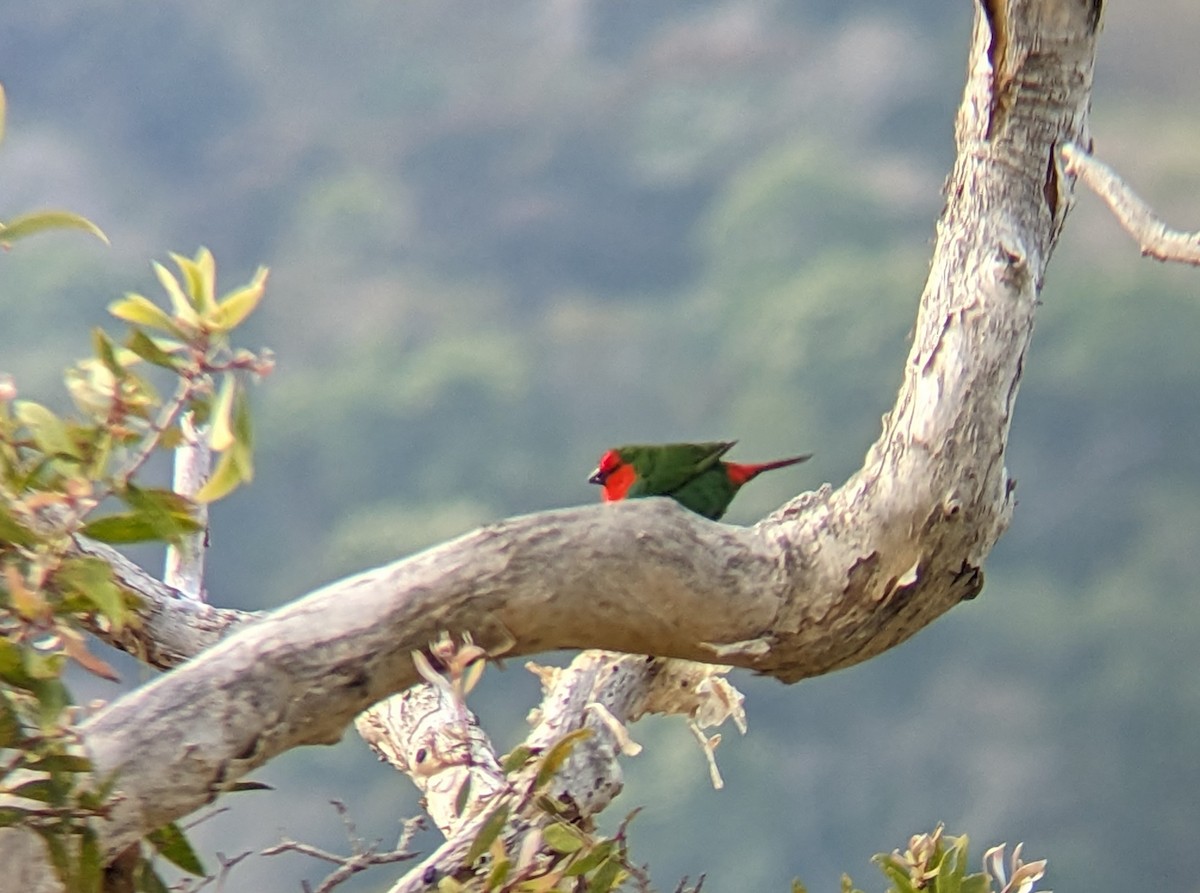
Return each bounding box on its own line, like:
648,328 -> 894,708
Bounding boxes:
8,0 -> 1107,884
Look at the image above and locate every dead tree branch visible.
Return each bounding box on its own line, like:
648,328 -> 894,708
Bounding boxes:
1062,141 -> 1200,265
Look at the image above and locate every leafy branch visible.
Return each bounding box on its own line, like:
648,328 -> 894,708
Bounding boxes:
0,76 -> 273,893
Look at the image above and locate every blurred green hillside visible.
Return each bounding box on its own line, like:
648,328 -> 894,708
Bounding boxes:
4,2 -> 1200,891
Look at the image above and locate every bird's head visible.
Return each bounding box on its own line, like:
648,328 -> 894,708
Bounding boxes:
588,448 -> 636,501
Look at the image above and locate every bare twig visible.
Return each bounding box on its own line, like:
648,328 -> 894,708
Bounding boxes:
261,813 -> 423,893
1062,141 -> 1200,265
110,376 -> 198,494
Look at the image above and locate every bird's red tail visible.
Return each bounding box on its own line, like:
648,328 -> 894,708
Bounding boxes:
725,454 -> 811,486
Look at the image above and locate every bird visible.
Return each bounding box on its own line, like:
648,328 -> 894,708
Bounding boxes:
587,441 -> 810,521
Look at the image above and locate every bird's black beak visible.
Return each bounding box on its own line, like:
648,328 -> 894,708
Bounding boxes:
588,468 -> 605,485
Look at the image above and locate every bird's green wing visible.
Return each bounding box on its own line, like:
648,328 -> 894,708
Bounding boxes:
620,441 -> 735,496
664,468 -> 738,520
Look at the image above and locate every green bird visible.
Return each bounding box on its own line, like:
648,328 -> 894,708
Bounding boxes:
588,441 -> 810,520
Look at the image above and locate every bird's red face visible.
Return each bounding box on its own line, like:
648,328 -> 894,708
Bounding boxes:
588,449 -> 636,502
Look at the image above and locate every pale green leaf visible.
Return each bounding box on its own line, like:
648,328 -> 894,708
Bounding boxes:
122,484 -> 203,544
79,513 -> 159,544
564,841 -> 613,876
108,294 -> 180,335
153,261 -> 200,326
124,329 -> 181,370
193,449 -> 243,503
501,745 -> 534,774
170,251 -> 215,315
542,822 -> 584,855
0,209 -> 108,246
535,728 -> 591,789
0,502 -> 37,547
208,267 -> 268,332
484,855 -> 510,892
209,376 -> 236,451
90,328 -> 124,378
195,247 -> 216,304
57,556 -> 127,631
454,776 -> 472,817
464,805 -> 510,866
14,401 -> 78,458
586,857 -> 623,893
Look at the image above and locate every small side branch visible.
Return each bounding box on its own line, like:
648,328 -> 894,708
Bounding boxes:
261,810 -> 423,893
1062,142 -> 1200,265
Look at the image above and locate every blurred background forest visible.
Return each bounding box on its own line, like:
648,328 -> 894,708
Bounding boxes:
4,1 -> 1200,890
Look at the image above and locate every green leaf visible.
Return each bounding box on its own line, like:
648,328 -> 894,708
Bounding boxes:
24,648 -> 64,681
193,448 -> 243,504
170,251 -> 216,315
960,875 -> 990,893
193,248 -> 217,311
84,430 -> 113,479
34,825 -> 72,882
79,513 -> 160,544
0,639 -> 32,689
76,827 -> 103,893
0,502 -> 37,547
209,375 -> 237,451
484,855 -> 510,892
108,295 -> 180,336
535,729 -> 591,790
134,863 -> 172,893
542,822 -> 584,855
57,556 -> 128,630
29,676 -> 69,732
586,856 -> 623,893
15,401 -> 78,459
0,210 -> 108,246
124,329 -> 180,370
0,692 -> 23,748
232,385 -> 254,471
565,841 -> 613,876
123,485 -> 203,543
938,838 -> 969,893
7,776 -> 58,803
501,745 -> 534,774
91,328 -> 124,378
29,753 -> 93,774
153,261 -> 199,325
464,804 -> 510,867
876,857 -> 915,893
146,822 -> 205,875
208,267 -> 268,333
0,806 -> 33,828
454,775 -> 472,817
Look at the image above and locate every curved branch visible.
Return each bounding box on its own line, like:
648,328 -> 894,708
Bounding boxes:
1062,141 -> 1200,265
72,0 -> 1102,862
